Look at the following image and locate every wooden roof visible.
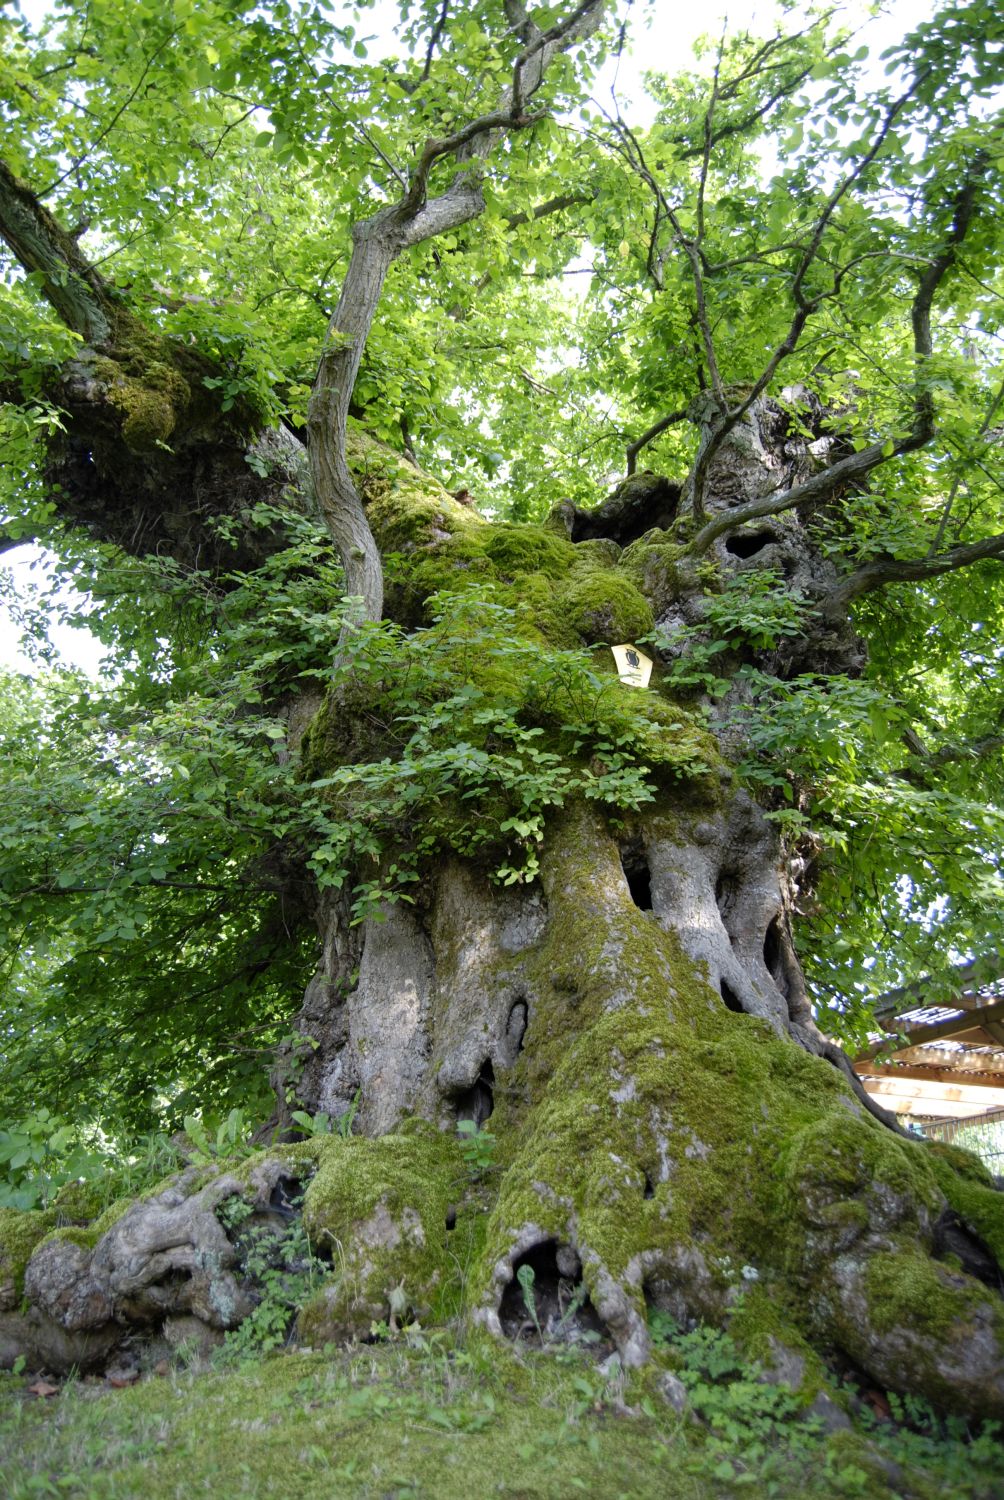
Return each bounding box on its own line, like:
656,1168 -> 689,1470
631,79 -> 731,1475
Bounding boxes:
852,963 -> 1004,1119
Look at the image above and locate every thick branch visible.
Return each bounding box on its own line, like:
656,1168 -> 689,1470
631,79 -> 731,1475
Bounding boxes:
686,78 -> 926,520
819,530 -> 1004,614
0,157 -> 114,344
308,1 -> 607,634
685,153 -> 991,557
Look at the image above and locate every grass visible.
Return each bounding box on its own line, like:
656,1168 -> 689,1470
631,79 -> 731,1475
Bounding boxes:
2,1332 -> 1003,1500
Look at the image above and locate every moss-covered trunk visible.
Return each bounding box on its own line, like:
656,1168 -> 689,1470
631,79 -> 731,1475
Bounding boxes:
277,414 -> 1004,1420
3,400 -> 1003,1426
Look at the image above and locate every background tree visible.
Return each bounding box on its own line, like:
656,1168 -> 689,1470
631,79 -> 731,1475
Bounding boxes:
2,0 -> 1004,1421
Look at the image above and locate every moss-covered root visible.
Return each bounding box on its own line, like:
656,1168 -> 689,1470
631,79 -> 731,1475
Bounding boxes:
299,1128 -> 462,1342
464,808 -> 1004,1421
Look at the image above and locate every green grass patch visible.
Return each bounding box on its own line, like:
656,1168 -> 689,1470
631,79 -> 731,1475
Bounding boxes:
1,1333 -> 1000,1500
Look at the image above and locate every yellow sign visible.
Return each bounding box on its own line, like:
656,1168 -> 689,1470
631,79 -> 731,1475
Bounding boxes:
611,643 -> 653,688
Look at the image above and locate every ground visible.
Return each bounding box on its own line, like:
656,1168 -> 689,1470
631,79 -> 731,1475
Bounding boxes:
2,1332 -> 1002,1500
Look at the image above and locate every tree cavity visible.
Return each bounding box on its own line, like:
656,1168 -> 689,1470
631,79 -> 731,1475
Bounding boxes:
454,1058 -> 495,1126
559,474 -> 681,547
725,528 -> 778,558
499,1240 -> 610,1351
620,841 -> 653,911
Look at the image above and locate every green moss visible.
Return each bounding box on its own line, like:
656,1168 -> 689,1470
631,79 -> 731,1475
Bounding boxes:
51,1178 -> 108,1225
864,1249 -> 984,1341
349,428 -> 484,557
776,1113 -> 943,1243
726,1284 -> 818,1377
13,1335 -> 992,1500
621,537 -> 689,606
926,1145 -> 1004,1267
93,353 -> 191,452
88,1197 -> 134,1239
558,569 -> 654,645
0,1207 -> 54,1308
483,525 -> 576,581
36,1223 -> 102,1253
458,809 -> 859,1332
299,1128 -> 462,1340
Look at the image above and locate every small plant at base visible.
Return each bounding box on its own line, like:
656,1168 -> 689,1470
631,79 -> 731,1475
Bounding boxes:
456,1117 -> 495,1176
183,1108 -> 253,1165
516,1264 -> 543,1343
215,1193 -> 331,1363
290,1109 -> 333,1138
335,1089 -> 361,1138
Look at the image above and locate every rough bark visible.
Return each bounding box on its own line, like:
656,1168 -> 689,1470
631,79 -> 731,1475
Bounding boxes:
305,0 -> 608,630
254,411 -> 1004,1420
0,157 -> 310,578
2,45 -> 1003,1423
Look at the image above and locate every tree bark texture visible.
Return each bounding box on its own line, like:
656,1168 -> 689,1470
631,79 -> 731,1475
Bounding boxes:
262,403 -> 1004,1419
3,385 -> 1003,1419
2,150 -> 1003,1421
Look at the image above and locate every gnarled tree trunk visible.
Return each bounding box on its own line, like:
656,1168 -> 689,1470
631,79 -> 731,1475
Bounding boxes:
274,399 -> 1004,1420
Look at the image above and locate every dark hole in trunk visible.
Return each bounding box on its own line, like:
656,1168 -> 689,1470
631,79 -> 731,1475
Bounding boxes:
506,999 -> 528,1057
720,980 -> 744,1014
763,916 -> 790,991
933,1209 -> 1004,1295
725,529 -> 778,558
445,1205 -> 457,1232
620,842 -> 653,911
715,870 -> 738,920
456,1059 -> 495,1126
268,1176 -> 304,1221
499,1240 -> 611,1350
569,475 -> 681,547
643,1172 -> 655,1200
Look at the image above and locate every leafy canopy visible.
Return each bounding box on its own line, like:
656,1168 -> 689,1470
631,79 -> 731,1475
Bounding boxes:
1,0 -> 1003,1135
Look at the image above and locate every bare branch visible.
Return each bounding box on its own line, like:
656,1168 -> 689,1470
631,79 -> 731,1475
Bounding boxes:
503,191 -> 592,230
420,0 -> 451,83
308,1 -> 608,635
687,76 -> 927,520
685,151 -> 992,556
819,529 -> 1004,614
625,408 -> 688,475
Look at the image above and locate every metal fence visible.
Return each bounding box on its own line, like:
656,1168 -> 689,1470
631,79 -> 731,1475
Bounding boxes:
919,1106 -> 1004,1177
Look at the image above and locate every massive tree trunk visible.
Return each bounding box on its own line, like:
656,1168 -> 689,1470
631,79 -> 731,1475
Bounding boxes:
265,401 -> 1004,1421
3,331 -> 1003,1421
4,373 -> 1004,1419
2,84 -> 1003,1423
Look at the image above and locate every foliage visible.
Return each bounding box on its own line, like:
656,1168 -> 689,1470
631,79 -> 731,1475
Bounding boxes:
0,0 -> 1001,1124
0,1107 -> 182,1211
0,1109 -> 105,1211
181,1109 -> 253,1166
0,515 -> 339,1131
215,1193 -> 332,1365
303,589 -> 706,918
456,1118 -> 496,1178
649,1309 -> 1004,1496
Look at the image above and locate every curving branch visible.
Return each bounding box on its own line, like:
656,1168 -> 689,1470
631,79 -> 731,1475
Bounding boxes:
625,408 -> 688,475
307,0 -> 608,636
684,151 -> 993,558
818,529 -> 1004,616
684,75 -> 929,522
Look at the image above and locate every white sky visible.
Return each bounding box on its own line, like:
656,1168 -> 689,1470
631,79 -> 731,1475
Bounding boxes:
0,0 -> 935,677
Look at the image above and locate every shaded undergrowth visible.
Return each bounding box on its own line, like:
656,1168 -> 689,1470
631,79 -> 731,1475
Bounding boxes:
1,1331 -> 1001,1500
